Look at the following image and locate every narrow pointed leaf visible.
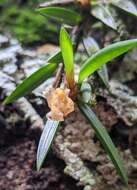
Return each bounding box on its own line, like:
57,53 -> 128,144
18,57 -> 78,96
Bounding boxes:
47,49 -> 62,63
78,39 -> 137,83
37,7 -> 81,26
83,37 -> 100,54
83,37 -> 109,88
78,101 -> 128,185
111,0 -> 137,17
4,63 -> 57,104
37,119 -> 60,171
97,65 -> 109,88
91,4 -> 117,30
60,27 -> 75,89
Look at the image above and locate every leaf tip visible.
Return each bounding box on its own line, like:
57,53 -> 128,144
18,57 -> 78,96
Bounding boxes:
3,97 -> 10,105
60,26 -> 66,36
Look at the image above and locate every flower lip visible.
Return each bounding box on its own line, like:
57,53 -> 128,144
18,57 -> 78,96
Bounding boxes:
44,87 -> 75,121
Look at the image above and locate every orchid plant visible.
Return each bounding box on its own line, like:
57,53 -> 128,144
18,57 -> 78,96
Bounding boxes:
4,0 -> 137,186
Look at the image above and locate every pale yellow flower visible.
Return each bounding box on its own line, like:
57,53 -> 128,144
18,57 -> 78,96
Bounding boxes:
44,88 -> 74,121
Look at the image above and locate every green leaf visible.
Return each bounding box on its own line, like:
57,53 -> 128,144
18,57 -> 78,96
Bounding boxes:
111,0 -> 137,17
78,39 -> 137,83
78,101 -> 128,185
80,82 -> 92,103
83,36 -> 100,53
60,27 -> 75,88
47,49 -> 62,63
4,63 -> 57,104
37,119 -> 60,171
36,7 -> 81,26
83,37 -> 109,89
91,4 -> 117,30
97,65 -> 109,89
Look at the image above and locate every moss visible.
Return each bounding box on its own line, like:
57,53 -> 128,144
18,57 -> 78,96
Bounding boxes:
0,5 -> 58,46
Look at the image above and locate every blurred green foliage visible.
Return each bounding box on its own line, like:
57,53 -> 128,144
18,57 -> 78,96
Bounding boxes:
0,1 -> 58,46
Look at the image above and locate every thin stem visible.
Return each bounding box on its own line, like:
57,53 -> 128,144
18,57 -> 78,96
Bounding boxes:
53,63 -> 64,88
71,14 -> 91,51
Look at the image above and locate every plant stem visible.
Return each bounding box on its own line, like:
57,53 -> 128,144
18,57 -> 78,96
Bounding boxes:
53,63 -> 64,88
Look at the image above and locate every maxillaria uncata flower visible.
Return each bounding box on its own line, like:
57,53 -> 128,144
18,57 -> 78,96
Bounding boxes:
43,87 -> 74,121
